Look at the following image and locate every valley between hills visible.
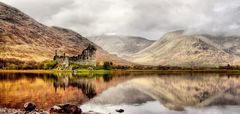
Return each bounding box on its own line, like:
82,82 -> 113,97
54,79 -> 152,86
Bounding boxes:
1,1 -> 240,71
2,1 -> 240,114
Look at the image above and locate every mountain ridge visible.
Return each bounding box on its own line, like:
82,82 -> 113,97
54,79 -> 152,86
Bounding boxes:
130,30 -> 240,66
0,2 -> 131,65
88,35 -> 155,57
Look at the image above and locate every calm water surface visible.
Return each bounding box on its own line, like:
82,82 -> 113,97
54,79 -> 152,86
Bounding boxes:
1,72 -> 240,114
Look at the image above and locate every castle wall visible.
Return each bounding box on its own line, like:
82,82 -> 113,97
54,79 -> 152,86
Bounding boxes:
53,44 -> 97,69
69,53 -> 96,66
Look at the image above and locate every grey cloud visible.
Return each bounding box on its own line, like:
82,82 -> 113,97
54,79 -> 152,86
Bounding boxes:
1,0 -> 240,39
2,0 -> 75,22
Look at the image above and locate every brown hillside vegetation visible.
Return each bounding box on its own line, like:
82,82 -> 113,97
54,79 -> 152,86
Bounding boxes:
0,2 -> 131,66
131,31 -> 240,66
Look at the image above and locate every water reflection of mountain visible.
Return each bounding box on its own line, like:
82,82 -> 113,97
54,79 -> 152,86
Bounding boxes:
53,76 -> 97,99
0,73 -> 58,81
52,72 -> 136,99
4,72 -> 239,110
0,72 -> 134,109
87,74 -> 240,111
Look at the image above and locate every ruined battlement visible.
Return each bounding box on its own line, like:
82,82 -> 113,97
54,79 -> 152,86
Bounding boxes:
53,44 -> 97,69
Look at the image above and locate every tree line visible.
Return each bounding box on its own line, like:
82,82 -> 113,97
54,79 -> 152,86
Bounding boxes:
1,58 -> 240,70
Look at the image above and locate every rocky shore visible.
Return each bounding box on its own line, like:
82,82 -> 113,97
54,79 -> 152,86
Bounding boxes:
0,108 -> 48,114
0,102 -> 85,114
0,102 -> 125,114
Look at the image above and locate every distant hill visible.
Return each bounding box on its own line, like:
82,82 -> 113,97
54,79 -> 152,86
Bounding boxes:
130,30 -> 240,66
0,2 -> 131,65
88,35 -> 155,57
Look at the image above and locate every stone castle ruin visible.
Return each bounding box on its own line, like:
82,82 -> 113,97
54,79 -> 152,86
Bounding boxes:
53,44 -> 97,69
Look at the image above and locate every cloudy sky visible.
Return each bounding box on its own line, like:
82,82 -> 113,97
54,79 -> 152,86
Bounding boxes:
1,0 -> 240,40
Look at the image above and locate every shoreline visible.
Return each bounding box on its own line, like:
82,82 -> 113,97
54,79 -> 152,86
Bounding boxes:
0,69 -> 109,74
0,69 -> 240,74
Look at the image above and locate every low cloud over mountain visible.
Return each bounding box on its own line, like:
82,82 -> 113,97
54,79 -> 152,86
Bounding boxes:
130,31 -> 240,66
0,2 -> 131,65
88,35 -> 154,57
2,0 -> 240,39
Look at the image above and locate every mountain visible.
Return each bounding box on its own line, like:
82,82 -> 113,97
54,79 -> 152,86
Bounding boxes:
203,35 -> 240,56
0,2 -> 131,65
130,30 -> 240,66
88,35 -> 155,57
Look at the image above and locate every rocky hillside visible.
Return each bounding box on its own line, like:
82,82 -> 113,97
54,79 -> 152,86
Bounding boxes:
0,2 -> 131,65
88,35 -> 155,57
130,30 -> 240,66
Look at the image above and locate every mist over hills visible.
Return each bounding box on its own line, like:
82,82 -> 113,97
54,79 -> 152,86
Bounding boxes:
0,2 -> 131,65
1,1 -> 240,67
88,35 -> 154,57
130,31 -> 240,66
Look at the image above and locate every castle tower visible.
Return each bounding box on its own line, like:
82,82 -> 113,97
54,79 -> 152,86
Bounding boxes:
55,50 -> 58,56
53,50 -> 58,61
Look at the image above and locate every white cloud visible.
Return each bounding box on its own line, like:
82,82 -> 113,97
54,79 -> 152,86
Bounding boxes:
1,0 -> 240,39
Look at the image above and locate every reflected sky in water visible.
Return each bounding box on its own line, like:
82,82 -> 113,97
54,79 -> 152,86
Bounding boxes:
1,72 -> 240,114
81,101 -> 240,114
